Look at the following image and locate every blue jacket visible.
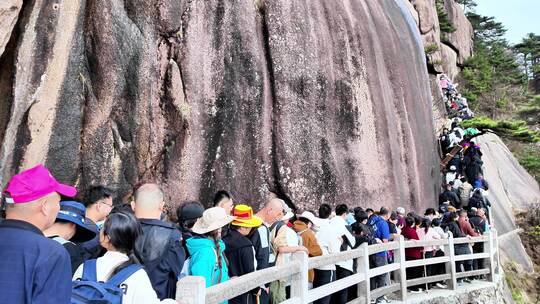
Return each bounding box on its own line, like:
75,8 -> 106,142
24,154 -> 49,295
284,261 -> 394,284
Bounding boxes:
0,219 -> 72,303
368,216 -> 390,257
186,237 -> 229,288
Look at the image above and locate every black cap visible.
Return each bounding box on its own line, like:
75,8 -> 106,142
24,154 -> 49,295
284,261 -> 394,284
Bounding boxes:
179,202 -> 204,221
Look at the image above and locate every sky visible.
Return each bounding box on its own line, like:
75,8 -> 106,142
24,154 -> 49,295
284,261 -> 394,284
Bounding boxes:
473,0 -> 540,45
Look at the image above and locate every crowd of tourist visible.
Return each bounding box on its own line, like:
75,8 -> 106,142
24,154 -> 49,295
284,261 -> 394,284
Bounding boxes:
0,75 -> 494,304
437,74 -> 491,218
439,74 -> 475,121
0,166 -> 492,304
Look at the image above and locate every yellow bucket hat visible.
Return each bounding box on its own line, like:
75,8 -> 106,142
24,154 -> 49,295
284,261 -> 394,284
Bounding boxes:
231,204 -> 263,228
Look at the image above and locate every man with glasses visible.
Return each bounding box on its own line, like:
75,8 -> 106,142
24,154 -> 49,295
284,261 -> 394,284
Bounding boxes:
78,185 -> 114,259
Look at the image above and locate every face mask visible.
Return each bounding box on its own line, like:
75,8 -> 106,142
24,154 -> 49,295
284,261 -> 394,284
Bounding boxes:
96,220 -> 105,230
346,213 -> 356,225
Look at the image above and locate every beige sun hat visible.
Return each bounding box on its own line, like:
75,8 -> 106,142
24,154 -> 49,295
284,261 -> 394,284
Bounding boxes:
192,207 -> 236,235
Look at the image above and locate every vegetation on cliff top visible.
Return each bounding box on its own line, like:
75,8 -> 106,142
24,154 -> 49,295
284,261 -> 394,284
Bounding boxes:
460,117 -> 540,142
436,0 -> 456,42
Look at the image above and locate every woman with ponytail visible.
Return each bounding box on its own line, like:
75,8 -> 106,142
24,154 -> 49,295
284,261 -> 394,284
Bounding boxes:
187,207 -> 235,290
73,212 -> 177,303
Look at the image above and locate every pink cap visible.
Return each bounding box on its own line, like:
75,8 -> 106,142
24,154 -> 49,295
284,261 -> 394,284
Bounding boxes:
4,164 -> 77,203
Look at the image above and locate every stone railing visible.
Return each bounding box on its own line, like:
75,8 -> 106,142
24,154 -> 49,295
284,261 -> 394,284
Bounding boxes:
176,229 -> 500,304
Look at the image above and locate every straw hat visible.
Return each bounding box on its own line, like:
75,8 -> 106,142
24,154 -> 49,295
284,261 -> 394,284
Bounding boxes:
231,204 -> 263,228
191,207 -> 236,234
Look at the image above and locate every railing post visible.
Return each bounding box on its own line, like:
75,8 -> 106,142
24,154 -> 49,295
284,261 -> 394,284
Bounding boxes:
444,232 -> 457,290
357,243 -> 370,304
176,276 -> 206,304
290,251 -> 308,302
494,229 -> 501,277
487,229 -> 496,283
394,236 -> 407,301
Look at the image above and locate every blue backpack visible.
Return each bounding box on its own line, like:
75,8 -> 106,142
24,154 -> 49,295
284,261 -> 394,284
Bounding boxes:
71,259 -> 142,304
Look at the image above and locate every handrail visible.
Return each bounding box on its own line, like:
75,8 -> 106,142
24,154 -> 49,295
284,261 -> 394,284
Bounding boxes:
453,234 -> 489,244
308,246 -> 365,269
368,241 -> 400,254
403,238 -> 447,248
176,229 -> 500,304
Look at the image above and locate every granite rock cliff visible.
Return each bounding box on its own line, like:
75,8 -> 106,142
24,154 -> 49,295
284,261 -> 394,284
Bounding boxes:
0,0 -> 445,210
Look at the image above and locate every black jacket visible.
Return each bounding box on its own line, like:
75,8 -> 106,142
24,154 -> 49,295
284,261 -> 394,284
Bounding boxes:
444,221 -> 465,238
248,225 -> 270,271
469,194 -> 491,210
76,218 -> 104,259
439,190 -> 460,207
135,219 -> 185,300
49,236 -> 86,275
465,157 -> 483,182
223,229 -> 257,304
443,221 -> 469,253
469,215 -> 487,233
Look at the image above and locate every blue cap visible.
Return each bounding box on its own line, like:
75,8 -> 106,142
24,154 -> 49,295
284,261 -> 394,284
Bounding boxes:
56,201 -> 97,242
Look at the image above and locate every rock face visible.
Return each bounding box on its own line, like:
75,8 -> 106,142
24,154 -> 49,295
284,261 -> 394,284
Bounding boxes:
440,43 -> 460,80
0,0 -> 440,211
442,0 -> 474,65
477,133 -> 540,272
0,0 -> 21,57
406,0 -> 473,81
405,0 -> 473,133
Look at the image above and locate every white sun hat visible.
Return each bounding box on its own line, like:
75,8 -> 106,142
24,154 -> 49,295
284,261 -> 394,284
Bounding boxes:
279,200 -> 294,221
296,211 -> 322,228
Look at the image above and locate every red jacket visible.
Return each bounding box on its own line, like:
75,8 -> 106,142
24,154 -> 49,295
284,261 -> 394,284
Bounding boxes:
401,226 -> 423,259
458,218 -> 479,237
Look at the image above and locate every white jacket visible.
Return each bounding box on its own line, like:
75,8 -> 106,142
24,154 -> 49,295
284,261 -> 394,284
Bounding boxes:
330,216 -> 356,272
314,219 -> 342,271
73,251 -> 176,304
